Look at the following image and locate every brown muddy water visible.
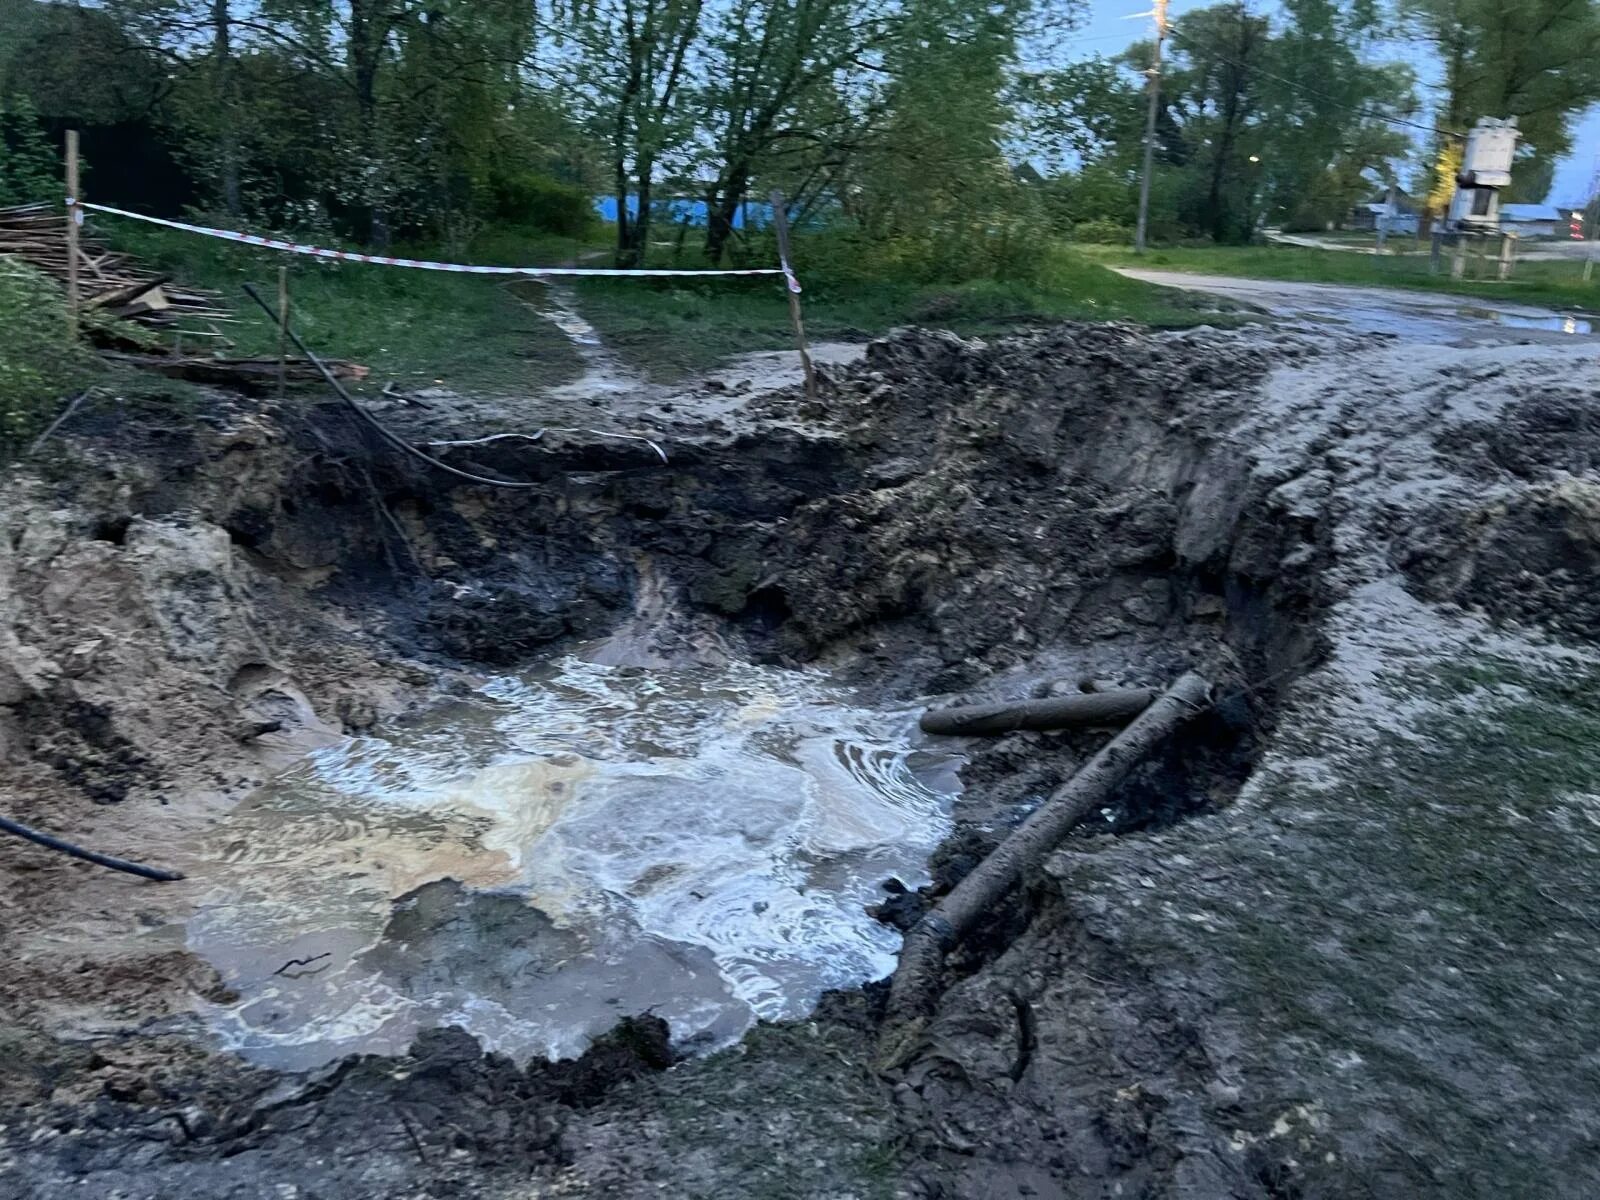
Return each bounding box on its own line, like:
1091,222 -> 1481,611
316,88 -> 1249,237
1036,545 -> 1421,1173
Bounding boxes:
181,654 -> 963,1070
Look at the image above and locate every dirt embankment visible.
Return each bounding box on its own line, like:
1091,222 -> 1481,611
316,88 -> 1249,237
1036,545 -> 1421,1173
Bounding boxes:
6,323 -> 1600,1198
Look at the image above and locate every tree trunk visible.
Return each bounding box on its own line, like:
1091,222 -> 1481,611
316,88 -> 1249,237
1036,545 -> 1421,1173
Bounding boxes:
614,154 -> 632,266
703,168 -> 749,265
350,0 -> 390,250
627,165 -> 654,266
212,0 -> 241,218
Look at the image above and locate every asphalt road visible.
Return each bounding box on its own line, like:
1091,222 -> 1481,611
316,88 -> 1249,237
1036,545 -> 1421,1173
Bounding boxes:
1120,267 -> 1598,344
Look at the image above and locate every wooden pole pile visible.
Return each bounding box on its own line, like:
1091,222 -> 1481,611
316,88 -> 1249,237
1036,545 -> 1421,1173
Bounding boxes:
0,201 -> 233,339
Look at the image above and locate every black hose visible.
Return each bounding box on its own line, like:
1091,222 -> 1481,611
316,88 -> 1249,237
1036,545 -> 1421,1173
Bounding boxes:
0,814 -> 184,882
242,283 -> 548,490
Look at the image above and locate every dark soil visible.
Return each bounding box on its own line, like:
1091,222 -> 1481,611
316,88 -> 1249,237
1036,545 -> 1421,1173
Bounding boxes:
12,321 -> 1594,1198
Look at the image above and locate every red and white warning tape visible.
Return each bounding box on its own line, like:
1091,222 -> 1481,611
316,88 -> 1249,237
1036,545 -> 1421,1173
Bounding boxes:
77,201 -> 801,290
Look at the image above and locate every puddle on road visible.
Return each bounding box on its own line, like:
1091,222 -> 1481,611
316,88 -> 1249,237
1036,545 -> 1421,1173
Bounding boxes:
1453,306 -> 1592,335
185,657 -> 960,1069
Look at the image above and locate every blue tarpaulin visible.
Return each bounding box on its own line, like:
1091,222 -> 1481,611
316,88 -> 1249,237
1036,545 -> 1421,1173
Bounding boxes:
592,196 -> 775,229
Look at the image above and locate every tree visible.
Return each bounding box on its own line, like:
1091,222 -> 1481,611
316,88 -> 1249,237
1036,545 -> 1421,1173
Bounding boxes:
554,0 -> 703,267
1404,0 -> 1600,200
691,0 -> 895,264
0,95 -> 57,206
1160,3 -> 1272,242
1259,0 -> 1413,230
1100,1 -> 1415,242
843,0 -> 1037,273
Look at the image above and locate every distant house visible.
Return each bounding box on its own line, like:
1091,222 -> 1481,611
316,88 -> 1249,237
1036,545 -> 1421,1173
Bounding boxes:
1348,189 -> 1418,234
1499,203 -> 1566,237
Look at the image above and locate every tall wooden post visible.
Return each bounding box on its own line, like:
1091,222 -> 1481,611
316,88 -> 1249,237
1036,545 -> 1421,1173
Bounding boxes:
1497,232 -> 1515,281
65,130 -> 80,341
769,190 -> 817,404
1133,0 -> 1168,254
277,265 -> 290,399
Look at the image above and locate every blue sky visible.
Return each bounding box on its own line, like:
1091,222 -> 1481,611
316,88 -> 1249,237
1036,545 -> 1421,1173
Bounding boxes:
1068,0 -> 1600,205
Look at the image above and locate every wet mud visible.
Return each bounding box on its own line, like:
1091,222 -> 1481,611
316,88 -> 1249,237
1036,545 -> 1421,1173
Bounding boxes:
4,321 -> 1600,1197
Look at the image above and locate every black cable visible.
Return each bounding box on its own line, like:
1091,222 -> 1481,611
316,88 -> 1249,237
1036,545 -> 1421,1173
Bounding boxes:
0,814 -> 184,882
242,283 -> 549,490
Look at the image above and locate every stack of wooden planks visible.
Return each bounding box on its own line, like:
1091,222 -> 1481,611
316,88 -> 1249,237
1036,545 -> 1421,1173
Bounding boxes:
0,201 -> 232,340
0,203 -> 368,388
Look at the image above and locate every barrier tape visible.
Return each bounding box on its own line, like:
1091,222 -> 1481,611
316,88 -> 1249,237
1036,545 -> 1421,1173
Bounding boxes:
77,201 -> 796,284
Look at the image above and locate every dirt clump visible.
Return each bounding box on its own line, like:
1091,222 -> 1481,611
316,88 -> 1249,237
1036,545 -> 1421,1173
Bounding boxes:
1396,479 -> 1600,643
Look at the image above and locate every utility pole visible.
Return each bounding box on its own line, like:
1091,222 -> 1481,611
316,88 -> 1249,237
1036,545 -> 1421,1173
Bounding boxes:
1585,159 -> 1599,283
1133,0 -> 1169,255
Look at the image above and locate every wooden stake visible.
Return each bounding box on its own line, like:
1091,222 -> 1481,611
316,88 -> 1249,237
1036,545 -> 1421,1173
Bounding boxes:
277,265 -> 289,399
65,130 -> 80,341
769,189 -> 817,404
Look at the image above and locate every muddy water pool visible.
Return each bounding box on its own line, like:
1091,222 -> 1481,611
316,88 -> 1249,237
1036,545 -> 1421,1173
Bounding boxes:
184,657 -> 960,1069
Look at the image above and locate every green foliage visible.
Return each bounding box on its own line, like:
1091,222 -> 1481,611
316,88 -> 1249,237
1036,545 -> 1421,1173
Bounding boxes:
1402,0 -> 1600,195
0,94 -> 56,206
850,0 -> 1031,257
487,170 -> 596,236
0,261 -> 95,455
1040,1 -> 1418,245
1070,217 -> 1135,244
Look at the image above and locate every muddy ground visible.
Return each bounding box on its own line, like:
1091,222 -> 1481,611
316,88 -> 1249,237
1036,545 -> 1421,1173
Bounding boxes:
3,316 -> 1600,1198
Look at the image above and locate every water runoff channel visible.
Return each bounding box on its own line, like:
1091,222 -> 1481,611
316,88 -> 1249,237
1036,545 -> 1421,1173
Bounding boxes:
182,651 -> 964,1069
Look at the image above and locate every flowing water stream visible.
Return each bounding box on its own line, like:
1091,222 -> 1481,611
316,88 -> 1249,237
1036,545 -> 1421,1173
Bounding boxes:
184,656 -> 961,1069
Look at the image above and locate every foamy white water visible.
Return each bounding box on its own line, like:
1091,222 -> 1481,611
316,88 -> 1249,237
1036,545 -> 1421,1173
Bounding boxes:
184,657 -> 959,1068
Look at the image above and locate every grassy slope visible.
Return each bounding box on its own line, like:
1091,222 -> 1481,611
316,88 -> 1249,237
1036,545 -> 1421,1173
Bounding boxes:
103,220 -> 586,396
85,216 -> 1225,387
1084,240 -> 1600,314
570,244 -> 1229,379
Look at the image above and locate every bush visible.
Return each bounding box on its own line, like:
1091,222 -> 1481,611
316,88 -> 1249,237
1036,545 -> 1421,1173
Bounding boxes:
0,94 -> 57,207
1070,218 -> 1134,245
488,171 -> 595,237
0,261 -> 95,455
785,218 -> 1043,295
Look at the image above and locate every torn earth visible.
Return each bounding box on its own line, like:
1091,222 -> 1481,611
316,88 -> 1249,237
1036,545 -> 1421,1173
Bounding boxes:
4,321 -> 1600,1198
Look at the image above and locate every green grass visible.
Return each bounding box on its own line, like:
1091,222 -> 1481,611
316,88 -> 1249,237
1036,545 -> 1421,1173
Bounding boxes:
568,243 -> 1234,379
1084,240 -> 1600,314
80,215 -> 1231,392
99,218 -> 585,396
0,259 -> 99,454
